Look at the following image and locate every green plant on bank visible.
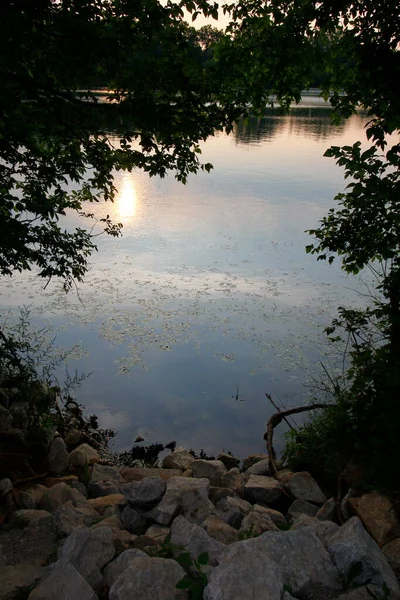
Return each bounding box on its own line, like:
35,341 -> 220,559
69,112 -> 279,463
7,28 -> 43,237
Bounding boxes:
175,551 -> 209,600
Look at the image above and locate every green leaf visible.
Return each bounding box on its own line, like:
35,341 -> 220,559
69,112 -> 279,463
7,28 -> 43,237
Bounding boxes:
176,576 -> 193,590
197,552 -> 209,565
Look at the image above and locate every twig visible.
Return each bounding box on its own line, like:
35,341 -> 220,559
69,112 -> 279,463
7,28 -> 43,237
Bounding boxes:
263,403 -> 328,478
265,393 -> 296,431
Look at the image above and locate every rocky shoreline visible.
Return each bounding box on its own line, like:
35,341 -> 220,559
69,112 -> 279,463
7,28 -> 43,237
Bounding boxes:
1,431 -> 400,600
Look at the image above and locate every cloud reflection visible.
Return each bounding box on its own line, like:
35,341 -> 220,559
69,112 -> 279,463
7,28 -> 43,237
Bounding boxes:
117,174 -> 137,220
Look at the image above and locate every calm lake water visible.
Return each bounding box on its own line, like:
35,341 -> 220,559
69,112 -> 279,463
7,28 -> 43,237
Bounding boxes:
0,98 -> 373,457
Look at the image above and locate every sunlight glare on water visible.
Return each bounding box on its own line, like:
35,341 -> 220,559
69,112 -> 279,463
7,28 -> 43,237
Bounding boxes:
117,173 -> 137,221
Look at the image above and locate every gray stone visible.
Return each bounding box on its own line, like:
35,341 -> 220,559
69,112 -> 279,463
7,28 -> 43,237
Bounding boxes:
201,515 -> 238,544
120,505 -> 146,534
316,497 -> 337,521
252,504 -> 286,526
149,476 -> 213,526
348,491 -> 400,547
383,537 -> 400,570
54,501 -> 99,536
59,526 -> 115,592
341,489 -> 357,521
122,476 -> 166,508
89,481 -> 120,498
244,458 -> 270,478
288,498 -> 319,519
103,549 -> 147,588
337,587 -> 386,600
327,517 -> 400,598
217,452 -> 240,470
89,463 -> 124,485
191,460 -> 227,486
145,525 -> 170,542
21,485 -> 47,509
109,557 -> 187,600
39,482 -> 87,512
171,515 -> 225,566
244,475 -> 283,505
64,429 -> 83,447
0,564 -> 43,600
47,437 -> 70,474
162,449 -> 194,471
121,467 -> 181,482
71,480 -> 88,497
209,486 -> 237,504
286,471 -> 327,505
204,543 -> 282,600
12,509 -> 54,529
290,513 -> 340,548
215,496 -> 252,529
0,478 -> 12,498
220,468 -> 244,496
243,528 -> 342,597
69,444 -> 100,468
28,563 -> 98,600
242,454 -> 269,471
239,510 -> 279,537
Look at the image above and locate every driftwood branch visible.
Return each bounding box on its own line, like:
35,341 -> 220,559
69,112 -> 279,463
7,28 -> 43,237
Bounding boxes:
263,403 -> 328,478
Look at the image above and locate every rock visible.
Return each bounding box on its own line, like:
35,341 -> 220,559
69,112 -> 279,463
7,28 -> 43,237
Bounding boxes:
244,458 -> 270,478
28,562 -> 98,600
291,514 -> 340,547
288,498 -> 319,519
132,535 -> 159,552
242,454 -> 269,472
149,476 -> 213,526
90,516 -> 136,553
145,525 -> 170,543
0,478 -> 12,498
20,485 -> 47,509
209,487 -> 237,504
38,482 -> 87,512
341,489 -> 358,521
215,496 -> 252,529
348,491 -> 400,547
245,528 -> 342,597
47,437 -> 70,474
201,515 -> 238,544
217,452 -> 240,470
0,564 -> 43,600
64,428 -> 83,447
89,464 -> 125,485
191,460 -> 227,486
220,468 -> 244,496
285,471 -> 327,505
120,467 -> 181,482
252,504 -> 286,526
239,509 -> 279,537
12,509 -> 54,529
337,586 -> 387,599
122,476 -> 166,508
203,542 -> 282,600
59,526 -> 115,592
244,475 -> 283,505
383,538 -> 400,570
327,516 -> 399,597
103,549 -> 147,588
109,557 -> 187,600
54,501 -> 99,536
162,449 -> 195,471
87,494 -> 126,515
343,462 -> 365,489
71,480 -> 88,497
89,481 -> 120,498
120,505 -> 146,534
69,444 -> 100,468
316,497 -> 337,521
171,515 -> 225,566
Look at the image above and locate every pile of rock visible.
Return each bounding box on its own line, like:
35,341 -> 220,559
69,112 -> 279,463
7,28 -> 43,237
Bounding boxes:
1,445 -> 400,600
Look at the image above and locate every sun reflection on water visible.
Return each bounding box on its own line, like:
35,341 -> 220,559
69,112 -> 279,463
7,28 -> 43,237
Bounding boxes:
117,174 -> 137,220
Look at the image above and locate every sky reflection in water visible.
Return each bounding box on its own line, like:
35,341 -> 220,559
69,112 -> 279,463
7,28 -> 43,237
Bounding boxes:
0,100 -> 381,457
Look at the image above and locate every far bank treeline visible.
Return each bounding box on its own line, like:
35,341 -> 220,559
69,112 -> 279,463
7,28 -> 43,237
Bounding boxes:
0,0 -> 399,491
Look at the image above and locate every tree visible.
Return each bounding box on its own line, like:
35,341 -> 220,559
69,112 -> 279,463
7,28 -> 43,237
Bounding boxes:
0,0 -> 233,290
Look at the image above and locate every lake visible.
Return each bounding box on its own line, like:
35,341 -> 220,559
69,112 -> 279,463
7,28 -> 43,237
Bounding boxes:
0,98 -> 372,458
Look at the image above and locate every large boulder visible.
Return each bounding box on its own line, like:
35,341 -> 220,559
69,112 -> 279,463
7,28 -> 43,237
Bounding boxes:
103,549 -> 147,588
288,498 -> 319,519
316,497 -> 337,522
252,504 -> 286,526
383,538 -> 400,571
215,496 -> 252,529
348,491 -> 400,547
220,468 -> 244,497
191,460 -> 227,486
217,452 -> 240,470
0,565 -> 43,600
59,526 -> 115,592
244,528 -> 342,597
11,509 -> 54,529
239,510 -> 279,537
21,485 -> 48,509
149,476 -> 213,526
243,458 -> 270,478
89,464 -> 125,485
162,449 -> 194,471
89,481 -> 120,498
47,437 -> 70,474
242,454 -> 269,471
69,444 -> 100,468
109,557 -> 187,600
285,471 -> 326,505
204,543 -> 282,600
121,477 -> 166,508
327,517 -> 400,598
28,563 -> 98,600
54,501 -> 99,536
244,475 -> 283,505
120,467 -> 181,482
87,494 -> 126,516
201,515 -> 238,544
38,483 -> 87,512
291,514 -> 340,547
120,505 -> 146,534
170,515 -> 225,566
